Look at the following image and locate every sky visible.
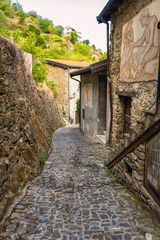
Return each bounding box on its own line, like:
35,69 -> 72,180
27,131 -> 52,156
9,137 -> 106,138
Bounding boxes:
15,0 -> 108,52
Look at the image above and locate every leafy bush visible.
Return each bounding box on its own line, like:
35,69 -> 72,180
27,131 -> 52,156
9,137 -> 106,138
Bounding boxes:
39,152 -> 47,166
55,25 -> 64,37
32,63 -> 48,83
11,2 -> 18,11
20,32 -> 37,54
0,10 -> 11,37
17,11 -> 27,24
36,35 -> 47,49
48,25 -> 58,35
99,52 -> 107,61
39,18 -> 53,33
27,10 -> 38,18
74,42 -> 91,56
27,24 -> 41,36
70,31 -> 78,44
46,81 -> 59,98
1,1 -> 12,17
52,35 -> 63,43
12,29 -> 22,43
83,39 -> 90,46
42,34 -> 50,41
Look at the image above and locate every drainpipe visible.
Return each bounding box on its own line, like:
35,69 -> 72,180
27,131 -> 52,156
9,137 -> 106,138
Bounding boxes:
156,21 -> 160,115
100,18 -> 111,145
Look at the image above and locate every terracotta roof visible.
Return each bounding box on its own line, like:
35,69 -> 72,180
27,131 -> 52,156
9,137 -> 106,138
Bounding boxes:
70,59 -> 107,77
97,0 -> 123,23
46,59 -> 90,69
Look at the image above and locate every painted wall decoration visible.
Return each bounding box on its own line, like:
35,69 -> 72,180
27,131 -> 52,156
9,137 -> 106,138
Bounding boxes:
120,0 -> 160,82
84,84 -> 92,107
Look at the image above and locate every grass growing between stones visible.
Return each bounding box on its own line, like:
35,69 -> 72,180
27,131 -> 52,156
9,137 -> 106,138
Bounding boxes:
39,152 -> 48,166
48,128 -> 56,146
103,161 -> 124,185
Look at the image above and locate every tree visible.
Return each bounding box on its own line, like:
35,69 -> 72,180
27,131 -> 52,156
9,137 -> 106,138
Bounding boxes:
74,42 -> 91,56
55,25 -> 64,37
99,52 -> 107,61
39,18 -> 54,33
83,39 -> 90,46
70,31 -> 78,44
27,24 -> 41,36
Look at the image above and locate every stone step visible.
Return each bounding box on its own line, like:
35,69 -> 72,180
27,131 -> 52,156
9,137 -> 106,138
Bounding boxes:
143,110 -> 155,116
96,135 -> 106,145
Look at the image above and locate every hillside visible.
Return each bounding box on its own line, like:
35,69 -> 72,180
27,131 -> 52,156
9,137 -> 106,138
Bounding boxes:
0,0 -> 106,63
0,0 -> 107,85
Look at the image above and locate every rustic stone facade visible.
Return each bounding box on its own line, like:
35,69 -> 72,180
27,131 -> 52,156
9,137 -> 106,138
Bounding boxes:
0,36 -> 62,220
102,0 -> 160,218
47,65 -> 69,122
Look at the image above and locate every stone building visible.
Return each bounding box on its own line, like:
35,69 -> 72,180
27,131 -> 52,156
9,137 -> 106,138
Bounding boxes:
96,0 -> 160,218
70,60 -> 111,144
46,59 -> 90,124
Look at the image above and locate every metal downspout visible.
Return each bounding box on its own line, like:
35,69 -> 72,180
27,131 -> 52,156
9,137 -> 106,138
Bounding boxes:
156,21 -> 160,115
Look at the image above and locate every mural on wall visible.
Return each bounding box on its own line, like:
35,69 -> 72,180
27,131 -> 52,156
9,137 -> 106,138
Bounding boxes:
84,84 -> 92,107
120,1 -> 160,82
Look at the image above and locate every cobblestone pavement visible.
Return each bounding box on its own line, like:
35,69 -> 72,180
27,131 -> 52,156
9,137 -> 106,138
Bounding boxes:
0,126 -> 160,240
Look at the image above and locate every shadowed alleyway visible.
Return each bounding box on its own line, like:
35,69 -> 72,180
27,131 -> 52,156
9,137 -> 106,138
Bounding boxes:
0,126 -> 160,240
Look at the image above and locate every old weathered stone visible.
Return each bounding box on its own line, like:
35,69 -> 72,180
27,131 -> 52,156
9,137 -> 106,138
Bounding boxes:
0,36 -> 62,220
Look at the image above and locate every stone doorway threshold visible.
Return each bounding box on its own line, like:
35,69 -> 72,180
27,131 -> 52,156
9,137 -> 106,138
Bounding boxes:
96,135 -> 106,145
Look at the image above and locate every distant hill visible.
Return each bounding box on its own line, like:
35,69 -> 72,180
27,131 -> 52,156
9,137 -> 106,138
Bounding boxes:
0,0 -> 106,63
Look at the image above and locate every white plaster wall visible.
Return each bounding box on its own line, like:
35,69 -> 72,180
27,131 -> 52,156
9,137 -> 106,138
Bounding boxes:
69,69 -> 80,123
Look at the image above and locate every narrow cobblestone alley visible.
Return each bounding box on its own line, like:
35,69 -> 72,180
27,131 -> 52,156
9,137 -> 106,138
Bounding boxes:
0,126 -> 160,240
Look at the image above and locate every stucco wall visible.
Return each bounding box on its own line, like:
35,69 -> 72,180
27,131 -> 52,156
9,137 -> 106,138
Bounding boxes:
69,69 -> 80,124
0,36 -> 62,220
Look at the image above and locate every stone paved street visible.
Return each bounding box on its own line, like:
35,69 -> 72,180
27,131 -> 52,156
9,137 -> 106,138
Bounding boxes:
0,126 -> 160,240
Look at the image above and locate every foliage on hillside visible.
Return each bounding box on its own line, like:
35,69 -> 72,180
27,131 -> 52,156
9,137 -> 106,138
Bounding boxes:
0,0 -> 106,92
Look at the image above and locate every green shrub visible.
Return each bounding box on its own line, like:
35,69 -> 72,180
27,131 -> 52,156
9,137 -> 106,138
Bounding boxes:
39,152 -> 47,166
74,42 -> 92,57
36,35 -> 47,49
27,10 -> 38,19
17,11 -> 27,24
52,35 -> 63,43
42,34 -> 50,41
1,2 -> 8,11
27,24 -> 41,36
39,18 -> 53,33
12,29 -> 22,43
11,2 -> 18,11
70,31 -> 78,44
1,1 -> 12,18
4,8 -> 12,17
20,32 -> 37,54
55,25 -> 64,37
46,81 -> 59,98
99,52 -> 107,61
32,63 -> 48,83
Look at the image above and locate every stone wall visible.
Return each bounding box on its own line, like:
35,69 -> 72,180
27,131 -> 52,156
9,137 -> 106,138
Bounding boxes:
0,36 -> 62,220
106,0 -> 160,218
47,65 -> 69,123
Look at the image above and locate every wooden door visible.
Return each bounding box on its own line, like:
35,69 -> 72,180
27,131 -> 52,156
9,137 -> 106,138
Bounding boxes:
145,131 -> 160,206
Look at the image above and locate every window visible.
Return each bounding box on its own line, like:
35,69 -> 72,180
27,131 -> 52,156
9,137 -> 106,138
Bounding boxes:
124,97 -> 131,133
